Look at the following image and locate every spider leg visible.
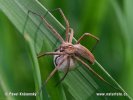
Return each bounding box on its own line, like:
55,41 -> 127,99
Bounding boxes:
37,67 -> 58,95
69,28 -> 74,43
55,56 -> 70,86
76,33 -> 99,52
28,10 -> 64,43
37,52 -> 65,58
74,56 -> 121,92
37,55 -> 68,94
51,8 -> 70,42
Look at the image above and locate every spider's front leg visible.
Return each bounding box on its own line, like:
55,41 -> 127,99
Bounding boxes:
51,8 -> 70,42
69,28 -> 74,43
27,10 -> 64,43
76,33 -> 100,52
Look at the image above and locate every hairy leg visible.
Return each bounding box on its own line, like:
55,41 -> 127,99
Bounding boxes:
28,10 -> 64,43
51,8 -> 70,42
37,55 -> 68,94
74,56 -> 121,91
69,28 -> 74,43
76,33 -> 99,52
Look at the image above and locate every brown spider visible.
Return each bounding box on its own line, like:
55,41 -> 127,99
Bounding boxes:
28,8 -> 120,92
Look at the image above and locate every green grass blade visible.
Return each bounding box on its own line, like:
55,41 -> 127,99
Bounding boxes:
110,0 -> 133,98
0,71 -> 15,100
95,60 -> 132,100
24,33 -> 45,100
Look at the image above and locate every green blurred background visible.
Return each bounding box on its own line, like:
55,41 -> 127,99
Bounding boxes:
0,0 -> 133,100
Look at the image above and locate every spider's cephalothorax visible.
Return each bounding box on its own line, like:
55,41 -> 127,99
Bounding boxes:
54,42 -> 76,72
60,42 -> 76,54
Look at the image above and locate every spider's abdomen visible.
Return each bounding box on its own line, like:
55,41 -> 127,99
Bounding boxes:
54,54 -> 76,72
74,44 -> 95,64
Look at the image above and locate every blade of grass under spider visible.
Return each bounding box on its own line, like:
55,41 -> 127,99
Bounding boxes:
24,33 -> 47,100
0,0 -> 132,99
0,72 -> 15,100
95,60 -> 132,100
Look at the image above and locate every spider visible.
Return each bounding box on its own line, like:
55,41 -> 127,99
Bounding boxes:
28,8 -> 120,92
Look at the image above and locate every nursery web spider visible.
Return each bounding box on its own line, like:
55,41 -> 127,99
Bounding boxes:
28,8 -> 120,92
